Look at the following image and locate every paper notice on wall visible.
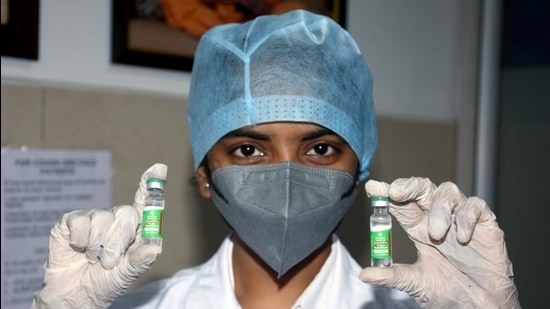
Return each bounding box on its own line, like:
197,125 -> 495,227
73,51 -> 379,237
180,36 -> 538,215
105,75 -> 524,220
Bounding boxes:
1,148 -> 111,308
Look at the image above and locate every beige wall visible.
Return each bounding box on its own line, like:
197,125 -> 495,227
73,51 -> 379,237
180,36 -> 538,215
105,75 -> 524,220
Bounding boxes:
1,83 -> 455,290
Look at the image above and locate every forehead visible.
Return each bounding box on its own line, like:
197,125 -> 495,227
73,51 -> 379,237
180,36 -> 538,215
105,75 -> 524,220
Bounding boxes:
222,122 -> 342,139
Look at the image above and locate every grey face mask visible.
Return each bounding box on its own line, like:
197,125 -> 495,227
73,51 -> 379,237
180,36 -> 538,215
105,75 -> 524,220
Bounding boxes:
210,161 -> 357,277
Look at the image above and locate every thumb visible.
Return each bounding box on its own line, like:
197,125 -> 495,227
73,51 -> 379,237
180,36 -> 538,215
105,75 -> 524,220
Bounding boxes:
134,163 -> 168,213
359,264 -> 422,298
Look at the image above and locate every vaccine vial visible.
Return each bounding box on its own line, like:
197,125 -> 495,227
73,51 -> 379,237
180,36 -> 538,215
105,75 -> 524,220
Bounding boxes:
370,195 -> 392,267
142,178 -> 165,246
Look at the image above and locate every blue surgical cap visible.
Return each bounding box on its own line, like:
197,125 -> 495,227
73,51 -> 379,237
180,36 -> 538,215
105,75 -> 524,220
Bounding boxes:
187,9 -> 377,181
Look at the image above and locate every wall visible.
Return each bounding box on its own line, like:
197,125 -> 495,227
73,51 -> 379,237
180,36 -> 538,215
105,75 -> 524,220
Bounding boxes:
1,0 -> 480,293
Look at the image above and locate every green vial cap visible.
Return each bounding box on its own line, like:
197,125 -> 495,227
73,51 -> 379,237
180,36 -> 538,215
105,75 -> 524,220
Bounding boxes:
371,195 -> 389,206
371,196 -> 389,202
146,178 -> 165,190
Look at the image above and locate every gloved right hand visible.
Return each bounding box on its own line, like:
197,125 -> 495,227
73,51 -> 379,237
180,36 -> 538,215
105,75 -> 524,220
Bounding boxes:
360,178 -> 519,308
32,163 -> 168,309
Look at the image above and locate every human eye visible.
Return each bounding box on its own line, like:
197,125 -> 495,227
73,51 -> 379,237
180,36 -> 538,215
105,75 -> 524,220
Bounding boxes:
232,144 -> 265,157
306,143 -> 337,157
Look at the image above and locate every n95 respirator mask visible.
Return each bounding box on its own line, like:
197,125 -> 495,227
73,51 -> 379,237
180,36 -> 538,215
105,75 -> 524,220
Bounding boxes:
210,161 -> 356,277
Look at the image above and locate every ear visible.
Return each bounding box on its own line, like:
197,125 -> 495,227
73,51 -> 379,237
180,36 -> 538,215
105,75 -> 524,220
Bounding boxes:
196,165 -> 212,199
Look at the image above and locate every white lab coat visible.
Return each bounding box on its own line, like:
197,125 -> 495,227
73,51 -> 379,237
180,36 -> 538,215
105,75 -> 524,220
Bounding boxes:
111,235 -> 418,308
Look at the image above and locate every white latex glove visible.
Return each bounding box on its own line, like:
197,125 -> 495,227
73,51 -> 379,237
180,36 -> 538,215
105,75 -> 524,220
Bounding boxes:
32,163 -> 168,309
360,177 -> 520,309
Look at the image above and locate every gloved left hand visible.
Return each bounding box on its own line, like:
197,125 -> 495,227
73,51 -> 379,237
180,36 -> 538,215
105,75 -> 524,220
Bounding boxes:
32,163 -> 167,309
360,177 -> 520,308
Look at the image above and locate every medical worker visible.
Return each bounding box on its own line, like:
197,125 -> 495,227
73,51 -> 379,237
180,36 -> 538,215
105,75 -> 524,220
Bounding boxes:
32,10 -> 520,309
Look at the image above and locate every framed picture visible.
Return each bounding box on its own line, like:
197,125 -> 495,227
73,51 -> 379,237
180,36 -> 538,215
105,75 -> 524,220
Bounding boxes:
111,0 -> 347,72
1,0 -> 39,60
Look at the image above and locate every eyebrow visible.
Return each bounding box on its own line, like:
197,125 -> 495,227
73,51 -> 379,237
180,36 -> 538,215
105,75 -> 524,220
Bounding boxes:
300,128 -> 338,141
225,128 -> 271,141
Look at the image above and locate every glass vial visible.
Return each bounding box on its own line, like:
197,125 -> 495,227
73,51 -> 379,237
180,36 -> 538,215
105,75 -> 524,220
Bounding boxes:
370,195 -> 392,267
142,178 -> 165,246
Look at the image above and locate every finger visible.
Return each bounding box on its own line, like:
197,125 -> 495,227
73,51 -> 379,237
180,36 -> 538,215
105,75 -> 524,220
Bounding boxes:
359,264 -> 423,299
388,201 -> 426,232
116,244 -> 162,285
134,163 -> 168,213
389,177 -> 436,211
65,210 -> 92,251
364,179 -> 390,198
455,196 -> 485,244
429,182 -> 466,240
100,205 -> 141,269
85,209 -> 115,263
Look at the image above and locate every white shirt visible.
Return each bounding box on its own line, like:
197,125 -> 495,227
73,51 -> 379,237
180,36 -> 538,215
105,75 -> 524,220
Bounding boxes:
111,235 -> 418,308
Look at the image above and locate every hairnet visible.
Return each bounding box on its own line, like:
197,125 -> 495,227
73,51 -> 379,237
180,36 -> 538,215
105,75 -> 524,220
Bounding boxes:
187,9 -> 377,180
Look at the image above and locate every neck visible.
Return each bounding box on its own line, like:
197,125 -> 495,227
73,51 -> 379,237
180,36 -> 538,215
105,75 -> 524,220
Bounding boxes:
231,234 -> 332,309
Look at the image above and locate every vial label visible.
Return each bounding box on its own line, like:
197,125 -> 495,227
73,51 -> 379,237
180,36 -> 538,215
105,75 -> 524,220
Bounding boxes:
370,228 -> 392,259
142,207 -> 164,238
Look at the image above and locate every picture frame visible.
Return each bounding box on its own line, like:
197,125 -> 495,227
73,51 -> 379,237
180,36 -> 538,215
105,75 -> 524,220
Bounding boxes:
1,0 -> 40,60
111,0 -> 347,72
